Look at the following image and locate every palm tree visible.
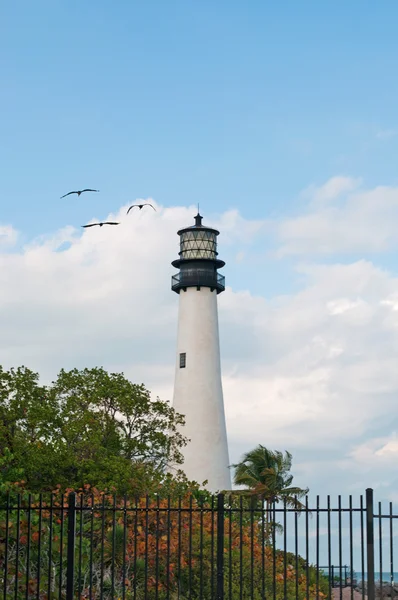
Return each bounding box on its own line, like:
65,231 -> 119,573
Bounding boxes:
232,445 -> 309,520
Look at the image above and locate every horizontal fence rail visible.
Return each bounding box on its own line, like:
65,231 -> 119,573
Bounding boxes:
0,488 -> 396,599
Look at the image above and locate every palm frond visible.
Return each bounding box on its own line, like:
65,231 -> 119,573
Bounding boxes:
232,444 -> 309,508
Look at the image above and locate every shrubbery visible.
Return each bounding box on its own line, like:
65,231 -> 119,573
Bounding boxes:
1,486 -> 330,599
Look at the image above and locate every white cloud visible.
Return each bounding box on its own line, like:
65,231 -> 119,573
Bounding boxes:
0,224 -> 19,247
275,178 -> 398,257
221,260 -> 398,460
347,433 -> 398,487
376,438 -> 398,457
376,128 -> 398,140
1,184 -> 398,501
212,209 -> 267,245
311,176 -> 362,204
234,251 -> 245,264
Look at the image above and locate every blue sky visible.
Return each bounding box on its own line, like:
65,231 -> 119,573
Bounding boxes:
2,0 -> 398,239
2,1 -> 398,527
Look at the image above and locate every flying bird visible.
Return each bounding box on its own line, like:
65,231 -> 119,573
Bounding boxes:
127,203 -> 156,215
81,222 -> 119,228
60,189 -> 99,199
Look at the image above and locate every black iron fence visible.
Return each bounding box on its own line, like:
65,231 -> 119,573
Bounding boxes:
318,565 -> 354,588
0,488 -> 396,599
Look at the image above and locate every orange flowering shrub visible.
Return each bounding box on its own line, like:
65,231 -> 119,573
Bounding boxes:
0,486 -> 330,599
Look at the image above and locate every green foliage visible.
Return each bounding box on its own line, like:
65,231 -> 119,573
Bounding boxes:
0,365 -> 192,496
0,490 -> 330,599
0,449 -> 25,496
232,445 -> 309,509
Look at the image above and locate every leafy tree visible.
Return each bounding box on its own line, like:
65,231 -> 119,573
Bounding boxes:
0,365 -> 191,496
232,445 -> 309,515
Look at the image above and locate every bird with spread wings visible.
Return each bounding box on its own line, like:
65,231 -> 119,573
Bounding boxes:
61,189 -> 99,198
81,222 -> 119,228
126,203 -> 156,215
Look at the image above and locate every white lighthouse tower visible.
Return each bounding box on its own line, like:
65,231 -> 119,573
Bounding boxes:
171,212 -> 231,492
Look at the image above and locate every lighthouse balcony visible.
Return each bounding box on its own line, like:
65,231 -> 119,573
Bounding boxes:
171,269 -> 225,294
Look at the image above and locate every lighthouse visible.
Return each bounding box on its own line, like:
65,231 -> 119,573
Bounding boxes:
171,212 -> 231,492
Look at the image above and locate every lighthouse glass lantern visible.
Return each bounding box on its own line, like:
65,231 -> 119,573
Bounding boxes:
171,213 -> 225,294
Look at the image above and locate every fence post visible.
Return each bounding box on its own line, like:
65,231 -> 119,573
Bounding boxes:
366,488 -> 375,600
216,493 -> 225,600
66,492 -> 76,600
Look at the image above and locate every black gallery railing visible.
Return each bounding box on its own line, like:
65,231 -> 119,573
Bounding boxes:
0,488 -> 396,599
171,270 -> 225,292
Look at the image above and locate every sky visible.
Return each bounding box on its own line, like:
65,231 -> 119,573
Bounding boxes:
2,0 -> 398,536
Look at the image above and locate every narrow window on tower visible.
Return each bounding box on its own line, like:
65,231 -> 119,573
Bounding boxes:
179,352 -> 186,368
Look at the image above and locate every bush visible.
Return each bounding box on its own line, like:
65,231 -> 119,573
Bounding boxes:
0,487 -> 330,599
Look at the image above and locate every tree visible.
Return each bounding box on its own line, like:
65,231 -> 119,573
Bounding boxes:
0,365 -> 191,495
232,445 -> 309,514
